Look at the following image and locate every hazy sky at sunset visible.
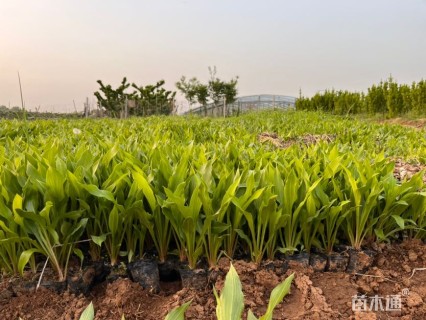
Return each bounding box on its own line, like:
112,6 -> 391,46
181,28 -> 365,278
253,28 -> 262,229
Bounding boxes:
1,0 -> 425,112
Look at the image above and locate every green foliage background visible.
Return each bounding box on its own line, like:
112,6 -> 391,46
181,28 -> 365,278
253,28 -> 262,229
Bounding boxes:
296,77 -> 426,117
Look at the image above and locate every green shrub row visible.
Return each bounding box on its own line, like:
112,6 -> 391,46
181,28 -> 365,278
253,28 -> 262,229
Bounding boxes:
296,77 -> 426,117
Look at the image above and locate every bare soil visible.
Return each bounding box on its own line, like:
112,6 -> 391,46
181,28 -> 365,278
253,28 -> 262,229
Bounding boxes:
379,118 -> 426,130
258,132 -> 335,149
0,240 -> 425,320
392,159 -> 426,184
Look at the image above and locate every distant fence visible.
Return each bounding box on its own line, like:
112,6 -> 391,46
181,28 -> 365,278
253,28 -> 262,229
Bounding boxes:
184,94 -> 297,116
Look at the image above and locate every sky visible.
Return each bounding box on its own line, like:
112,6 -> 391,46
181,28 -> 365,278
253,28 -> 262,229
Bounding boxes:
1,0 -> 425,113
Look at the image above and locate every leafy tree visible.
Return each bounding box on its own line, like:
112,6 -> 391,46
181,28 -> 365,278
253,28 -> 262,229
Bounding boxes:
411,80 -> 426,114
208,66 -> 238,115
385,76 -> 403,117
334,91 -> 363,115
94,77 -> 132,118
195,83 -> 209,116
400,84 -> 412,114
176,67 -> 238,116
176,77 -> 199,111
132,80 -> 176,116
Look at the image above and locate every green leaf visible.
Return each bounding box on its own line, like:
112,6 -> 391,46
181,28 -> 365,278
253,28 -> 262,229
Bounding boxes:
12,194 -> 23,215
133,171 -> 157,211
91,234 -> 107,247
214,263 -> 244,320
374,228 -> 386,241
81,184 -> 115,202
18,249 -> 42,276
259,273 -> 294,320
391,215 -> 405,229
247,310 -> 259,320
79,302 -> 95,320
164,300 -> 192,320
108,206 -> 119,234
46,166 -> 66,201
73,248 -> 84,265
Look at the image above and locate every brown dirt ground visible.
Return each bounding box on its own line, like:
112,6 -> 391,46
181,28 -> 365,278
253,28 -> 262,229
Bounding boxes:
392,159 -> 426,184
0,240 -> 425,320
378,118 -> 426,130
258,132 -> 335,149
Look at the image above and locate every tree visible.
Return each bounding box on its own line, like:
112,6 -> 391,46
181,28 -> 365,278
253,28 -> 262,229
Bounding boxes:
385,76 -> 403,117
175,76 -> 199,112
195,83 -> 209,116
132,80 -> 176,116
94,77 -> 131,118
208,66 -> 238,116
366,81 -> 387,115
176,67 -> 239,116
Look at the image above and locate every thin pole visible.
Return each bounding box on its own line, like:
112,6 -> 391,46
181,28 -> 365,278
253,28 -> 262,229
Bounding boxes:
85,97 -> 89,118
18,72 -> 25,110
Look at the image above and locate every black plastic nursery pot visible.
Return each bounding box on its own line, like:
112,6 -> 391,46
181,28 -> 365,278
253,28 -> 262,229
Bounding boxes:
13,279 -> 67,294
326,253 -> 349,272
12,279 -> 67,295
158,259 -> 181,282
309,253 -> 328,272
106,263 -> 129,283
10,276 -> 67,295
127,259 -> 161,293
39,279 -> 68,293
284,252 -> 310,268
9,279 -> 36,296
67,262 -> 111,295
178,266 -> 208,290
346,248 -> 376,273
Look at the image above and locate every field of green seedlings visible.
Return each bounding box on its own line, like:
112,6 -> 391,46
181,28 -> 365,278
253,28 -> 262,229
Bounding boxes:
0,111 -> 425,281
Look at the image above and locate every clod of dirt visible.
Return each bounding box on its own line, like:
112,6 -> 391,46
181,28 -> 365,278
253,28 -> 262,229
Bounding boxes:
406,291 -> 423,307
408,250 -> 418,262
287,273 -> 337,318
